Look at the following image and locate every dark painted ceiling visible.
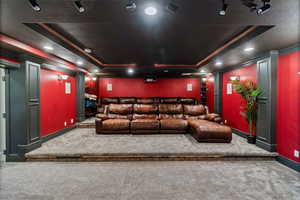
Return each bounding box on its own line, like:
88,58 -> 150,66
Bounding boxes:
0,0 -> 299,75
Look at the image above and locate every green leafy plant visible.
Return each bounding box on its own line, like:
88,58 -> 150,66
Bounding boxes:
232,80 -> 262,136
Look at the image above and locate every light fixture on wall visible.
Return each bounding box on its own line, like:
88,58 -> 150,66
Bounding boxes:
208,77 -> 215,82
74,0 -> 85,13
202,78 -> 207,82
58,74 -> 69,80
219,0 -> 228,16
229,76 -> 240,81
28,0 -> 41,12
92,77 -> 97,81
85,77 -> 91,81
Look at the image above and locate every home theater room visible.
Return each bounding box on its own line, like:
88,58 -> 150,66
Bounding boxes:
0,0 -> 299,199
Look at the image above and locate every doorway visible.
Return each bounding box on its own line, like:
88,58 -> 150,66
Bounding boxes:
0,68 -> 6,162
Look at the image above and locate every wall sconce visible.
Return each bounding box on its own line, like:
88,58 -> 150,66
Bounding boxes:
85,77 -> 91,81
202,78 -> 207,82
92,77 -> 97,81
229,76 -> 240,81
208,77 -> 214,82
58,74 -> 69,80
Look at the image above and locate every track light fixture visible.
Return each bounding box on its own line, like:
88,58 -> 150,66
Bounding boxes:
257,0 -> 271,15
219,0 -> 228,16
166,0 -> 179,13
125,0 -> 137,12
28,0 -> 41,12
74,0 -> 85,13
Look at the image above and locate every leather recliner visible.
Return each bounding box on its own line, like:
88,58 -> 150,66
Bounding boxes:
95,99 -> 232,143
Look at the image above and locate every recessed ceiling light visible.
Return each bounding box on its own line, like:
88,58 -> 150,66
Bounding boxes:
84,48 -> 92,53
127,68 -> 134,74
215,61 -> 223,66
244,47 -> 255,52
144,6 -> 157,15
77,61 -> 83,66
28,0 -> 41,12
43,46 -> 53,51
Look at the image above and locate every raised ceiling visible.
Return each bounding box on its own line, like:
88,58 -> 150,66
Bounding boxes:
0,0 -> 299,75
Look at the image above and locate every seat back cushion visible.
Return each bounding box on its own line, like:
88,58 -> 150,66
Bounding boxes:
109,104 -> 133,115
134,104 -> 158,114
159,104 -> 183,114
184,105 -> 206,115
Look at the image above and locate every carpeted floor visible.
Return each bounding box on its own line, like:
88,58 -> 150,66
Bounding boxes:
0,161 -> 299,200
27,128 -> 276,157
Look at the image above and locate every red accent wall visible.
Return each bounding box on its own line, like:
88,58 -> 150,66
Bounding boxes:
222,64 -> 257,134
40,69 -> 77,137
85,76 -> 98,96
277,50 -> 300,163
99,78 -> 200,101
205,74 -> 215,113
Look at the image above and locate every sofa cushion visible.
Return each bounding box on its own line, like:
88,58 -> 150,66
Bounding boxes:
101,98 -> 119,104
102,119 -> 130,130
184,115 -> 207,120
159,114 -> 183,119
109,104 -> 133,115
134,104 -> 158,114
133,114 -> 158,120
184,105 -> 206,116
131,119 -> 160,130
160,98 -> 178,104
160,119 -> 188,130
96,113 -> 109,120
119,97 -> 136,104
136,98 -> 154,104
159,104 -> 183,114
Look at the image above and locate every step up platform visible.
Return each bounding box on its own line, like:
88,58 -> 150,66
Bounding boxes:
26,128 -> 277,162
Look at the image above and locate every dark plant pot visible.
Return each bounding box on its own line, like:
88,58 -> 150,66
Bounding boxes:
247,135 -> 256,144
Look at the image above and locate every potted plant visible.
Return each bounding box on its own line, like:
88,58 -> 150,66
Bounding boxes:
232,80 -> 262,144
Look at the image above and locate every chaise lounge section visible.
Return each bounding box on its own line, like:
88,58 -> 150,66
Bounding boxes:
95,98 -> 232,143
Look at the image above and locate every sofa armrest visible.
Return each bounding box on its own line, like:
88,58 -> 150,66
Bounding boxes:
206,113 -> 224,124
95,118 -> 103,133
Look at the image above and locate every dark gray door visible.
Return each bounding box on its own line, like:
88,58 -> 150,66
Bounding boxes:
256,58 -> 270,143
26,61 -> 40,143
256,51 -> 278,152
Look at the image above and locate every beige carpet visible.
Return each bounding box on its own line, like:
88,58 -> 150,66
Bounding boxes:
27,128 -> 276,157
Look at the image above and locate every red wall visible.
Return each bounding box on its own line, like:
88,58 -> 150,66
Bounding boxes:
99,78 -> 200,101
85,76 -> 98,96
40,69 -> 77,137
205,74 -> 215,113
277,49 -> 300,163
222,64 -> 257,134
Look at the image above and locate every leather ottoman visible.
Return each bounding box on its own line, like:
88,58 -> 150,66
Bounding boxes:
188,120 -> 232,143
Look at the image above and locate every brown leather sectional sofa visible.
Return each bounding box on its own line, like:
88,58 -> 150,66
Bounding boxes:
95,98 -> 232,143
